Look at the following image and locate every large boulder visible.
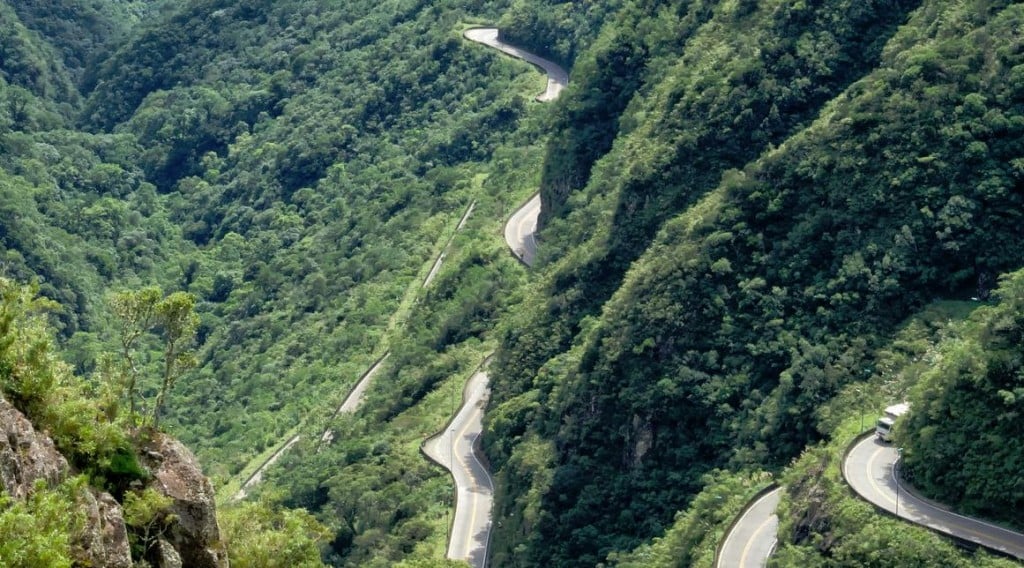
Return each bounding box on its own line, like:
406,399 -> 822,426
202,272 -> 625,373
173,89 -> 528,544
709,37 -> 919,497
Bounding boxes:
155,538 -> 183,568
0,397 -> 68,499
76,489 -> 133,568
141,432 -> 228,568
0,396 -> 133,565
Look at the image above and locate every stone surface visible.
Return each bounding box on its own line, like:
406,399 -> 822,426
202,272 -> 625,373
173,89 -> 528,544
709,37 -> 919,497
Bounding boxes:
76,489 -> 133,568
0,397 -> 68,499
155,538 -> 184,568
141,432 -> 228,568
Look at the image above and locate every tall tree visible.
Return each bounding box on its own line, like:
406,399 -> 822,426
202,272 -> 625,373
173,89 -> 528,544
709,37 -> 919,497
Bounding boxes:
151,291 -> 198,428
109,286 -> 161,417
109,287 -> 198,427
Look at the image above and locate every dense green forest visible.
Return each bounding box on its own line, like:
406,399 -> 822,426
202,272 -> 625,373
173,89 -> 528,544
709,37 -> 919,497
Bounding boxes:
0,279 -> 327,566
900,269 -> 1024,527
486,0 -> 1024,565
2,0 -> 563,563
2,0 -> 1023,565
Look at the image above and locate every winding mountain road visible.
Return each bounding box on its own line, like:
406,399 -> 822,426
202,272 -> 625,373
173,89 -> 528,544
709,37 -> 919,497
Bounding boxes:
504,193 -> 540,266
463,28 -> 567,102
418,28 -> 569,567
717,486 -> 782,568
422,370 -> 494,568
319,353 -> 391,445
844,435 -> 1024,560
424,201 -> 477,287
233,433 -> 302,501
233,354 -> 390,500
464,27 -> 567,267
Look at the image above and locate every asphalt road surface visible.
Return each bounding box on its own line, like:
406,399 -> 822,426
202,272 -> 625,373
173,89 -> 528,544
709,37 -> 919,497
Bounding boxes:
319,353 -> 391,444
464,27 -> 568,268
416,27 -> 570,566
422,370 -> 494,568
233,434 -> 302,501
234,354 -> 391,500
717,486 -> 782,568
844,434 -> 1024,560
504,193 -> 541,266
424,201 -> 476,287
463,27 -> 568,102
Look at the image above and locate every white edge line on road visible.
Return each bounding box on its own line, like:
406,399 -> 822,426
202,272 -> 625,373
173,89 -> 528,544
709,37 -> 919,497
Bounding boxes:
739,514 -> 776,568
849,436 -> 1024,558
890,456 -> 1023,551
718,487 -> 781,568
866,445 -> 897,510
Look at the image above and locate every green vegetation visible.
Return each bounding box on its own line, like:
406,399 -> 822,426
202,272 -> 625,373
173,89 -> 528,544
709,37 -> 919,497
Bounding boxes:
607,470 -> 774,568
3,0 -> 1024,565
900,269 -> 1024,527
764,301 -> 1014,566
0,279 -> 329,565
220,499 -> 331,568
109,286 -> 199,427
123,487 -> 176,559
4,0 -> 554,562
7,0 -> 156,86
773,420 -> 1017,568
497,0 -> 622,68
488,0 -> 1024,564
0,478 -> 84,568
0,279 -> 130,479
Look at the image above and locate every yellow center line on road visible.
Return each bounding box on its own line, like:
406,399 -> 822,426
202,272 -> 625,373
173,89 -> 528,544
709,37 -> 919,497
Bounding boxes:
859,440 -> 1022,554
866,445 -> 898,510
517,208 -> 532,248
452,390 -> 485,557
739,515 -> 775,568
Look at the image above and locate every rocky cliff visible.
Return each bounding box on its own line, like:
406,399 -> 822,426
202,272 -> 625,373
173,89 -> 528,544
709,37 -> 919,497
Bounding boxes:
141,433 -> 229,568
0,395 -> 227,567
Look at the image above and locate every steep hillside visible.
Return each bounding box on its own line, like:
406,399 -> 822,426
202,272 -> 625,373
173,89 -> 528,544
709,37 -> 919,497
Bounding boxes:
6,0 -> 155,85
5,0 -> 586,564
487,0 -> 1024,564
901,268 -> 1024,527
491,0 -> 922,424
0,2 -> 79,116
0,2 -> 177,338
4,0 -> 1024,565
0,280 -> 326,566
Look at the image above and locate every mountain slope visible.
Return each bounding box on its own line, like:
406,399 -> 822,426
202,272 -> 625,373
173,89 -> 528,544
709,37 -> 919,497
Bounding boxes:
4,0 -> 1024,565
901,268 -> 1024,527
486,0 -> 1024,564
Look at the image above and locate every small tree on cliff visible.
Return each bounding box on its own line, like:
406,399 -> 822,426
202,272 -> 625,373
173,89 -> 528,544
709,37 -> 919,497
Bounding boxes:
110,286 -> 161,417
109,287 -> 199,428
151,291 -> 199,429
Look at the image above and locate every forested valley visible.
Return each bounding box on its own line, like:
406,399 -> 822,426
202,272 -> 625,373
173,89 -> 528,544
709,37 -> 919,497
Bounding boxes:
0,0 -> 1022,566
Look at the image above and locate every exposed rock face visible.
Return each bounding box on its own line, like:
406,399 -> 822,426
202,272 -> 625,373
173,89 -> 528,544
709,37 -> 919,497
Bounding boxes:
77,489 -> 133,568
1,397 -> 133,565
787,457 -> 835,552
141,432 -> 229,568
155,538 -> 184,568
0,397 -> 229,566
0,397 -> 68,499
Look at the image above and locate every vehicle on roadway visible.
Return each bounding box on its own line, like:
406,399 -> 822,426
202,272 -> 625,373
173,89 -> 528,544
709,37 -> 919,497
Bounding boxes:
875,402 -> 909,442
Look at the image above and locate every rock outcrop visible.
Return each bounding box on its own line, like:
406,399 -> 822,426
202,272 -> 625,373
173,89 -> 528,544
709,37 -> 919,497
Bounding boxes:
0,397 -> 68,499
155,538 -> 184,568
141,432 -> 229,568
77,489 -> 133,568
0,396 -> 133,565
